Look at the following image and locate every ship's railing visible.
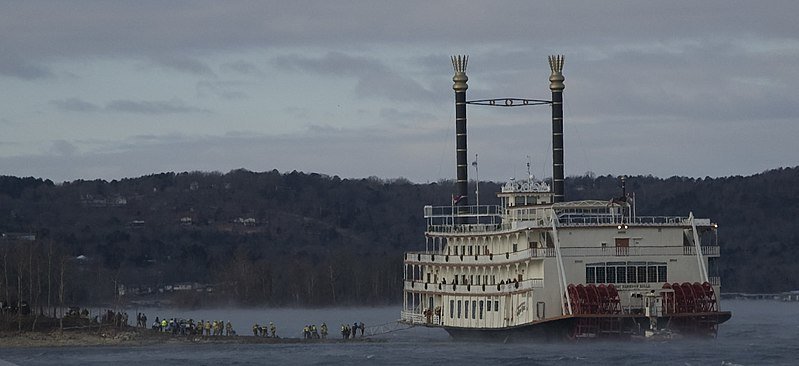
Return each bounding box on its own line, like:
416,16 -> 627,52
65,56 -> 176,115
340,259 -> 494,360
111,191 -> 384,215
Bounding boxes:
404,246 -> 720,265
558,245 -> 720,258
426,223 -> 513,234
557,214 -> 712,227
425,214 -> 714,234
709,276 -> 722,286
424,205 -> 503,229
405,248 -> 552,264
403,278 -> 543,295
400,310 -> 442,326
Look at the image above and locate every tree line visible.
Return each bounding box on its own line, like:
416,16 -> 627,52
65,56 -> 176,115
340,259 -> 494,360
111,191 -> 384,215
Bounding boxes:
0,166 -> 797,309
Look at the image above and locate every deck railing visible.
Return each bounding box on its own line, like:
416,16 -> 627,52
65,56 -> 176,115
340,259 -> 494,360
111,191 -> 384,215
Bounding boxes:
424,206 -> 714,234
405,246 -> 720,265
403,278 -> 543,295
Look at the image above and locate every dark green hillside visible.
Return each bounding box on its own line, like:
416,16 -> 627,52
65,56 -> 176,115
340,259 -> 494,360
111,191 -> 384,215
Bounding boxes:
0,167 -> 796,308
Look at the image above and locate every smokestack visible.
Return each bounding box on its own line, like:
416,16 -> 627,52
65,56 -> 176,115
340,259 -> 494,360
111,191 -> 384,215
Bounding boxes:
452,55 -> 469,209
549,55 -> 565,203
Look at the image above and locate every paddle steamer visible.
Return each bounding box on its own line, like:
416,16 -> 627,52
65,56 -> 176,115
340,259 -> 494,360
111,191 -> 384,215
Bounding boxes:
399,55 -> 731,340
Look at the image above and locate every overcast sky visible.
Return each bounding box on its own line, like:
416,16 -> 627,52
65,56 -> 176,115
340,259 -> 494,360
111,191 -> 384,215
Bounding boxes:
1,1 -> 797,183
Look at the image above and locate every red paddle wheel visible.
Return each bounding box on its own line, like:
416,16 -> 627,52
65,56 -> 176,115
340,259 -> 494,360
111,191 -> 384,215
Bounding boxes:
565,283 -> 624,339
701,281 -> 718,312
680,282 -> 696,313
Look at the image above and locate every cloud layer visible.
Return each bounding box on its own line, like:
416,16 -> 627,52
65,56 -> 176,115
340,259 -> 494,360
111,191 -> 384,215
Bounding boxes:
1,1 -> 797,182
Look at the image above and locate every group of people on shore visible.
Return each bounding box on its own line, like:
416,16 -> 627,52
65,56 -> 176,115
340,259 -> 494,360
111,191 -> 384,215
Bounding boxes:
302,323 -> 328,339
151,317 -> 235,336
340,322 -> 365,339
252,322 -> 278,338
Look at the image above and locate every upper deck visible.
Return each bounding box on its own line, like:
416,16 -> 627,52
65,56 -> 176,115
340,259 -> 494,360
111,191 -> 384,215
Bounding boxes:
424,201 -> 714,236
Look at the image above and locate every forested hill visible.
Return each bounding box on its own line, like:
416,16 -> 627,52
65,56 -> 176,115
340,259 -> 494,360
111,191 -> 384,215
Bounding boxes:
0,167 -> 797,307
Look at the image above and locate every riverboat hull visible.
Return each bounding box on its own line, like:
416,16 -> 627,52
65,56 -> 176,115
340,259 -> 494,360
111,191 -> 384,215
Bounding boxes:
442,311 -> 732,341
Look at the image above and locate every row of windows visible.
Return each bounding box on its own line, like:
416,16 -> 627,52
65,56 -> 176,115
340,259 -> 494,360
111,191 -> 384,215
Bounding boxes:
585,265 -> 667,284
449,299 -> 501,319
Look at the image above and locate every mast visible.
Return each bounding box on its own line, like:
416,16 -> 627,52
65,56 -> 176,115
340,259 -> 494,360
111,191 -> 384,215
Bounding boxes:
452,55 -> 470,217
549,55 -> 565,203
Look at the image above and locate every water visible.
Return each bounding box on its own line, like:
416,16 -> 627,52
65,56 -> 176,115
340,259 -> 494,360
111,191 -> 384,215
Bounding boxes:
1,300 -> 798,365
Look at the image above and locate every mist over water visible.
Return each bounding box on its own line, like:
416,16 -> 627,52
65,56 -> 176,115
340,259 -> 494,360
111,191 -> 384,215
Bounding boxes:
1,300 -> 798,365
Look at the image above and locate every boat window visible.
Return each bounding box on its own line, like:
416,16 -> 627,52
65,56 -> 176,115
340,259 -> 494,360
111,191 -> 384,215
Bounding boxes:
457,301 -> 462,318
637,266 -> 647,283
479,301 -> 484,319
596,267 -> 606,283
465,301 -> 469,319
585,267 -> 596,283
495,300 -> 499,312
606,267 -> 616,283
647,266 -> 658,283
627,266 -> 637,283
472,301 -> 477,319
658,265 -> 668,282
487,299 -> 491,312
616,266 -> 626,284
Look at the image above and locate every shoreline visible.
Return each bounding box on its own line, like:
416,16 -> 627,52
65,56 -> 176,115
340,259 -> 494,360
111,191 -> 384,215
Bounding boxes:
0,327 -> 381,348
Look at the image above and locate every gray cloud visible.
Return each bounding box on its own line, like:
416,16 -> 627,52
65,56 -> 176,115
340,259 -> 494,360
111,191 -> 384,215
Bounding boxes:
0,55 -> 53,80
274,52 -> 438,103
220,61 -> 262,76
196,80 -> 248,100
147,55 -> 215,76
50,98 -> 210,115
50,98 -> 100,112
105,99 -> 210,114
3,1 -> 797,63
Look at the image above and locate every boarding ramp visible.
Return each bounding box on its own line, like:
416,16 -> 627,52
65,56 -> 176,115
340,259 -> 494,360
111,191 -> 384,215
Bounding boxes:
362,321 -> 414,337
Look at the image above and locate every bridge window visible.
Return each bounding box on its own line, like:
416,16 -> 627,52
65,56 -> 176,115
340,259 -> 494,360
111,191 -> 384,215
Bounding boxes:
637,266 -> 647,283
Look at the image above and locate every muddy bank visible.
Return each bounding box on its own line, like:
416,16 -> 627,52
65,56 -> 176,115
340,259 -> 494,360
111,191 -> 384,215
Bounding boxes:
0,327 -> 381,348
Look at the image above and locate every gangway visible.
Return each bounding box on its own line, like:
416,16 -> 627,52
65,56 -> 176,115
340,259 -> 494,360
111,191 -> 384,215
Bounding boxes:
362,320 -> 414,337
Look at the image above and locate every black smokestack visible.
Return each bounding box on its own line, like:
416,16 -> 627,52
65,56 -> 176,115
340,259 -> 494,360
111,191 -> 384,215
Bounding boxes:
452,55 -> 469,209
549,55 -> 565,203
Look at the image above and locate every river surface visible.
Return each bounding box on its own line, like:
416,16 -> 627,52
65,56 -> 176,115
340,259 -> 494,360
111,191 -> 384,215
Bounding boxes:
1,300 -> 797,365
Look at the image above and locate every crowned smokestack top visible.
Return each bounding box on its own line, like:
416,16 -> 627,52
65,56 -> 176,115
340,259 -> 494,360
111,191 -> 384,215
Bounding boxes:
452,55 -> 469,92
549,55 -> 566,203
548,55 -> 565,91
452,55 -> 469,211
